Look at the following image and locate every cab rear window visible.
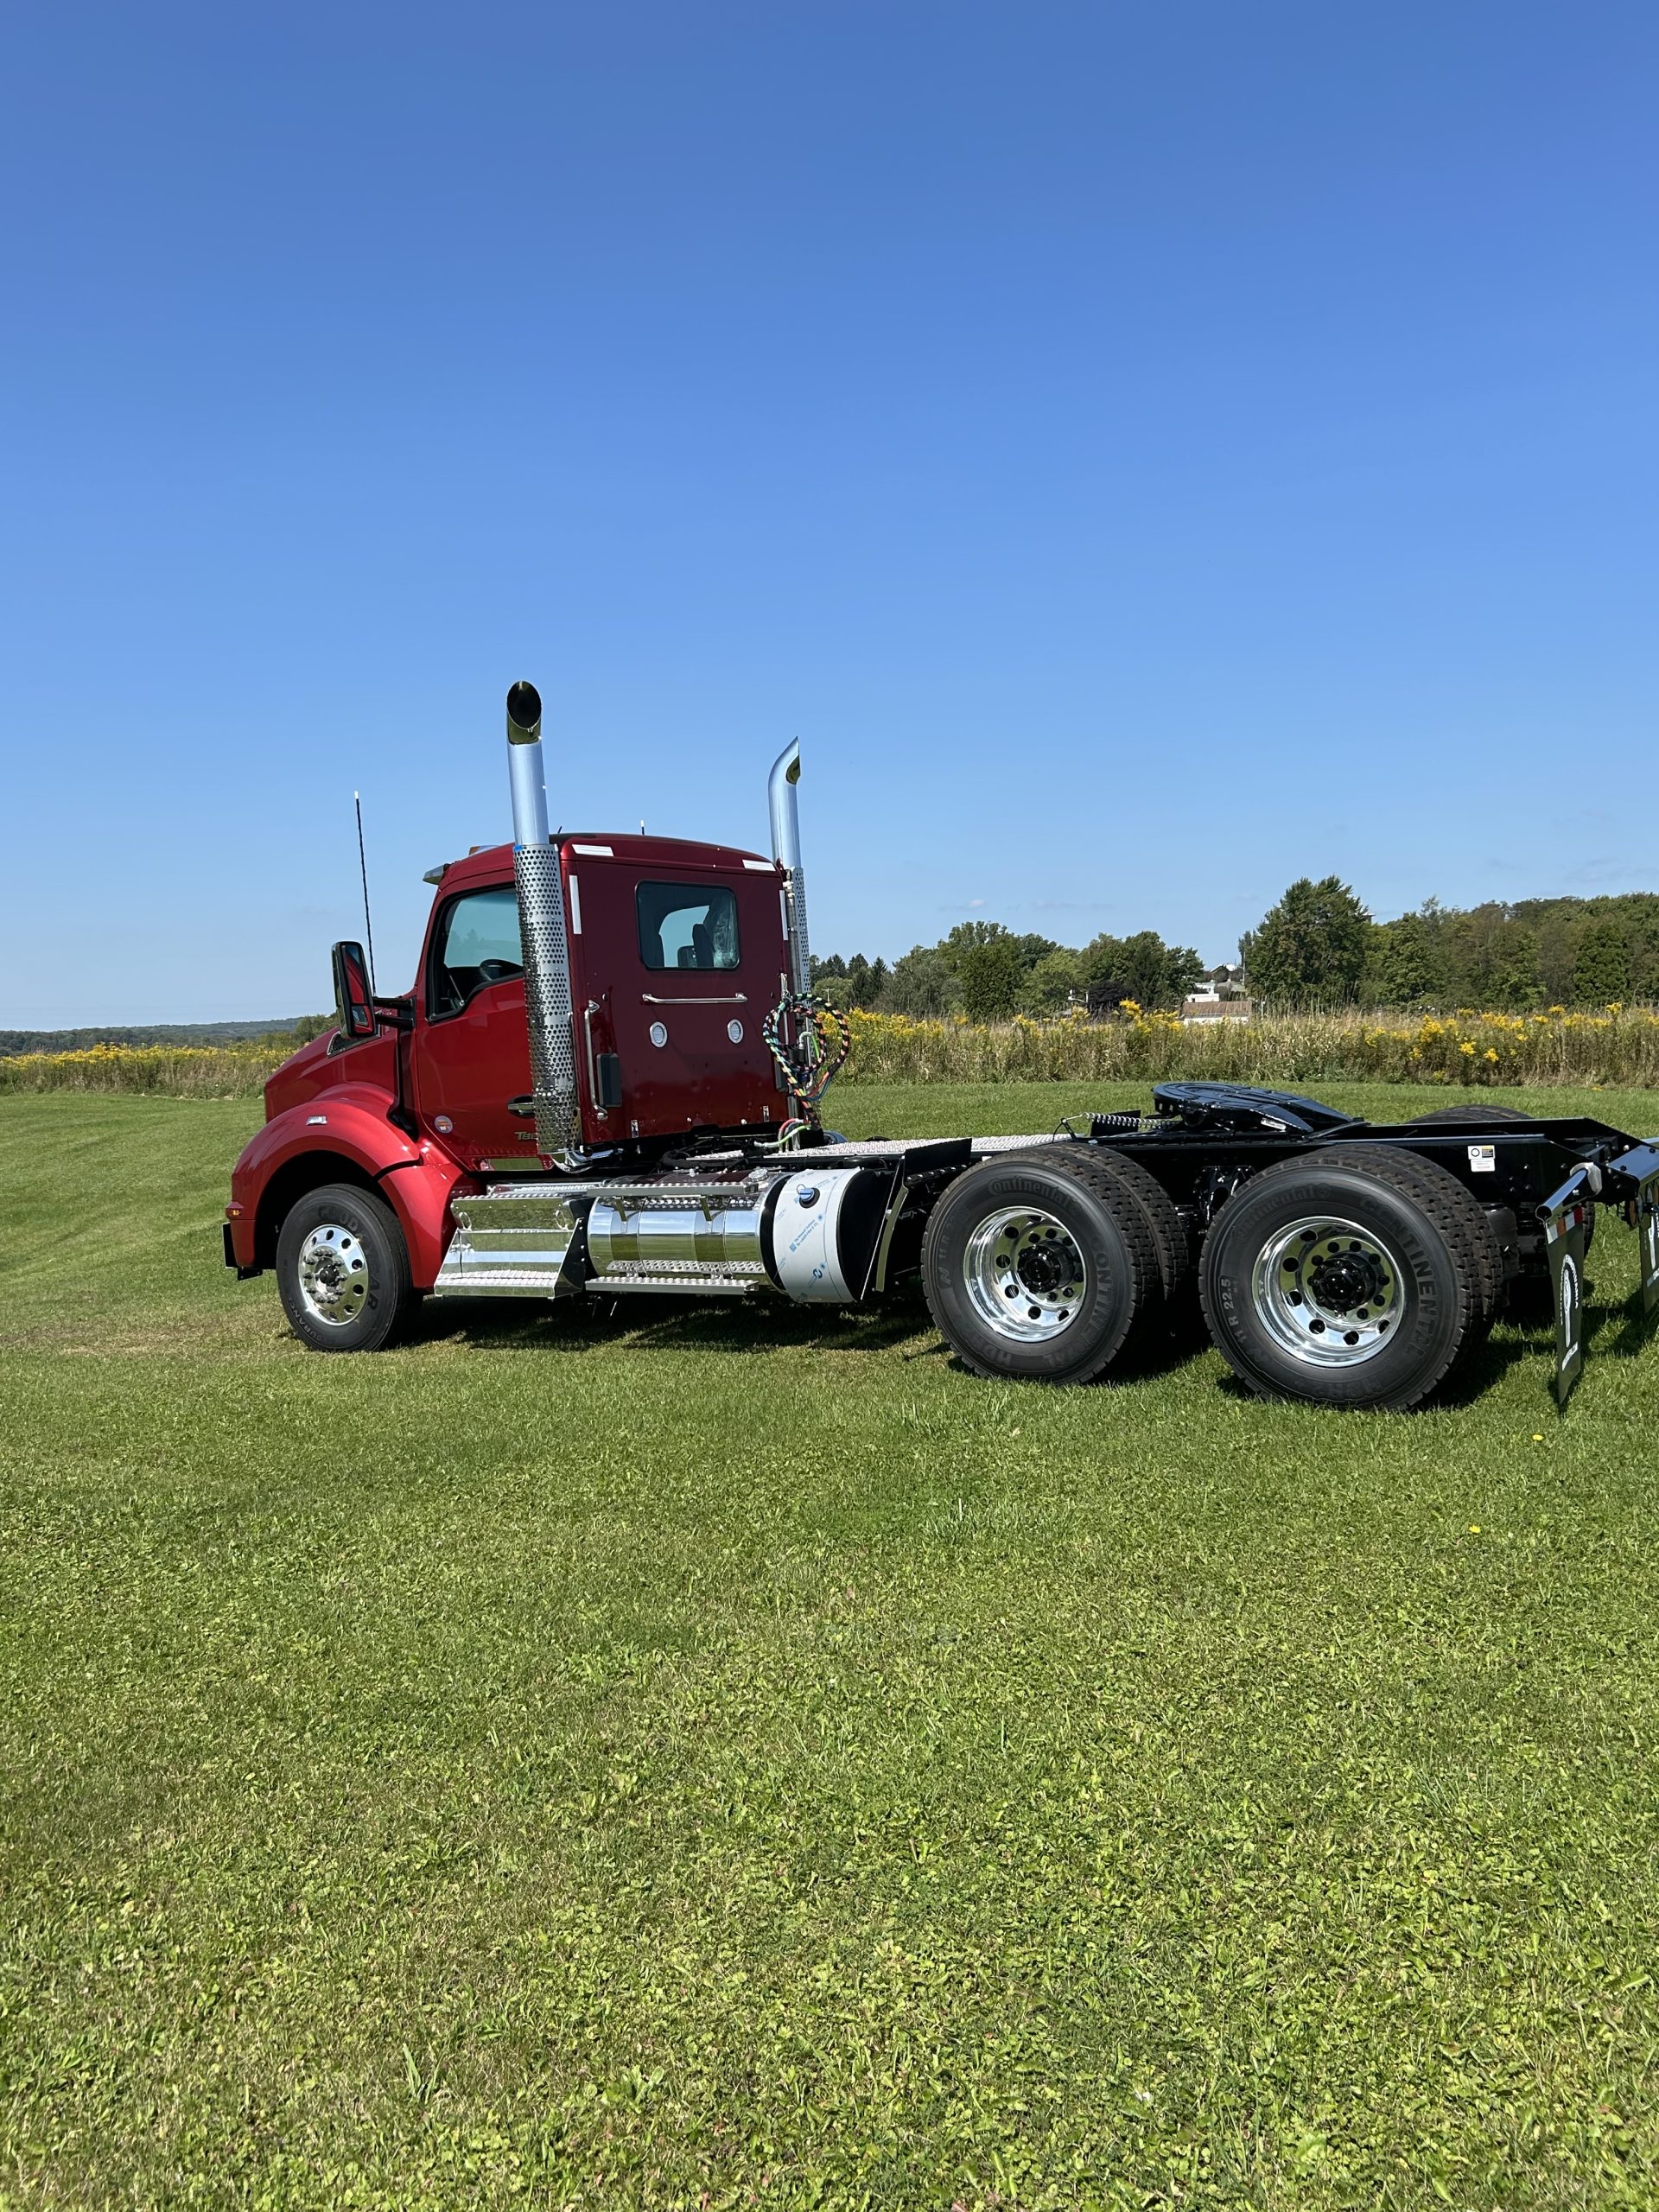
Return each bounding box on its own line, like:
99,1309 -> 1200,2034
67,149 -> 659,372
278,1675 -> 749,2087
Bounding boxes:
637,882 -> 740,971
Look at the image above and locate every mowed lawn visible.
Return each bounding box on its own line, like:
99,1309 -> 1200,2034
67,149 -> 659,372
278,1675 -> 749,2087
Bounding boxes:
3,1084 -> 1659,2212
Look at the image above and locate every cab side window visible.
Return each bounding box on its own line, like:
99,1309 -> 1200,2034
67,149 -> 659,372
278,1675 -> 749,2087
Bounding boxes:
429,887 -> 524,1018
636,881 -> 741,971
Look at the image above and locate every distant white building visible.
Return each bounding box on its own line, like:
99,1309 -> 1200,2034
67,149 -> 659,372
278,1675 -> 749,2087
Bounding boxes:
1183,967 -> 1251,1024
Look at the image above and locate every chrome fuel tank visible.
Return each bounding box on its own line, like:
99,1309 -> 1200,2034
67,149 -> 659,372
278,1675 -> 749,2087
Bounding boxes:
587,1192 -> 767,1287
436,1159 -> 897,1306
585,1164 -> 887,1300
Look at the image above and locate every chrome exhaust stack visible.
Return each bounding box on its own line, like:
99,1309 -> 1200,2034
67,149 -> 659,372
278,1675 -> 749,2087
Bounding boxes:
506,681 -> 579,1158
767,739 -> 810,995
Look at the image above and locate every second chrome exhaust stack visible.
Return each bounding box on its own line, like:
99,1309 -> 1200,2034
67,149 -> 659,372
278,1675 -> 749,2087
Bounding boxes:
768,739 -> 810,995
507,682 -> 580,1159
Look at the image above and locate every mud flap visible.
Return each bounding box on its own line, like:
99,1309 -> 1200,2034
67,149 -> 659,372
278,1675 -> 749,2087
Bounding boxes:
1604,1141 -> 1659,1324
1541,1173 -> 1592,1408
1631,1158 -> 1659,1320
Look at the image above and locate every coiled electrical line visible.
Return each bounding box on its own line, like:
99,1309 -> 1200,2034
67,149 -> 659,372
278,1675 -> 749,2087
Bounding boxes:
763,992 -> 852,1119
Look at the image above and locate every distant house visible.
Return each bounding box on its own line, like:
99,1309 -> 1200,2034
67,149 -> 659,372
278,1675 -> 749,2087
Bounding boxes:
1182,968 -> 1252,1025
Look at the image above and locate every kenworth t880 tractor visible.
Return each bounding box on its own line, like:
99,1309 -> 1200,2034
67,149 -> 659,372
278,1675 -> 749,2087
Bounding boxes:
226,683 -> 1659,1411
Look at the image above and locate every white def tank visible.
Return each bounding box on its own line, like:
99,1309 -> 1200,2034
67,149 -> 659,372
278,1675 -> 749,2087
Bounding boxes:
767,1166 -> 884,1301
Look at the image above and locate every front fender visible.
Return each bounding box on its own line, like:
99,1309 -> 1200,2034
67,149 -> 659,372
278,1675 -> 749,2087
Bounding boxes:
378,1150 -> 474,1287
228,1089 -> 473,1287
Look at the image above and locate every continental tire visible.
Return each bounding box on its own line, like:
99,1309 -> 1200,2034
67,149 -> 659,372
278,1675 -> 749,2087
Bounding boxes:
1414,1104 -> 1532,1126
1199,1148 -> 1486,1410
1349,1144 -> 1505,1334
1024,1141 -> 1201,1344
922,1152 -> 1160,1383
276,1181 -> 414,1353
1033,1145 -> 1192,1305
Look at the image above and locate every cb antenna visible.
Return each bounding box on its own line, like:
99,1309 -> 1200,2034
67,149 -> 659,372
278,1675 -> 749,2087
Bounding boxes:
354,791 -> 378,993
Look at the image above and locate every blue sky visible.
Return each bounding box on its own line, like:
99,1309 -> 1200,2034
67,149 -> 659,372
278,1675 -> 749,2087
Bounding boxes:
3,2 -> 1655,1025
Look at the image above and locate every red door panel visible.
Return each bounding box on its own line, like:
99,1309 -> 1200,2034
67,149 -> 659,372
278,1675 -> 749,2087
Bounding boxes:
416,979 -> 537,1166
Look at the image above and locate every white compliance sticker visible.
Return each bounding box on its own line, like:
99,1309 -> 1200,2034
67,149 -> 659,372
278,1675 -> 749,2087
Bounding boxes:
1467,1144 -> 1497,1173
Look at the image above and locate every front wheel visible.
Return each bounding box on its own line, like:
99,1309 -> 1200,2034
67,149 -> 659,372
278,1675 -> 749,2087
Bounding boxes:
276,1182 -> 413,1352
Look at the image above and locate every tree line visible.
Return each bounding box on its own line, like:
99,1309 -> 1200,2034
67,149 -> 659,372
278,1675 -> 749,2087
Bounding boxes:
1243,880 -> 1659,1008
0,1017 -> 323,1057
812,920 -> 1207,1021
815,885 -> 1659,1019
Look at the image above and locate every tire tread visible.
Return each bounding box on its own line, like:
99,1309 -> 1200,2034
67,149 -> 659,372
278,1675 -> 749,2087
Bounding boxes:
921,1153 -> 1160,1383
1036,1143 -> 1192,1308
1319,1141 -> 1503,1336
1199,1142 -> 1497,1410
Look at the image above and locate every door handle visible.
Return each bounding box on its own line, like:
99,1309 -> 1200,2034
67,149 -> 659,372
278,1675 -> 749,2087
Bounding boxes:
507,1096 -> 535,1117
639,992 -> 748,1006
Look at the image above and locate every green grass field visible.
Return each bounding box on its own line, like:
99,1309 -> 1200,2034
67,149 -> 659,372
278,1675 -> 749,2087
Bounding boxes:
3,1083 -> 1659,2210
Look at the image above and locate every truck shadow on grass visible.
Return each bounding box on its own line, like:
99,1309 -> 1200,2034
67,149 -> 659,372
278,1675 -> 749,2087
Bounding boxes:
1431,1277 -> 1642,1410
401,1277 -> 1633,1410
403,1287 -> 1221,1385
404,1285 -> 939,1361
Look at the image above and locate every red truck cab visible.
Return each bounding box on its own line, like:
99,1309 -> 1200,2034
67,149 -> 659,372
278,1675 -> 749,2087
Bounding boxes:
229,830 -> 791,1284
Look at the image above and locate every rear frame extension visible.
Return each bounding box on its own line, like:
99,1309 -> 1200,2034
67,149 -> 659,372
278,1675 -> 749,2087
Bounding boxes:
1086,1084 -> 1659,1408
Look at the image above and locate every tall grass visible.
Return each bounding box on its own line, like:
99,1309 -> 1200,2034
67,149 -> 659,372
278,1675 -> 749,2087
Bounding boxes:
5,1003 -> 1657,1100
842,1003 -> 1659,1089
0,1039 -> 296,1098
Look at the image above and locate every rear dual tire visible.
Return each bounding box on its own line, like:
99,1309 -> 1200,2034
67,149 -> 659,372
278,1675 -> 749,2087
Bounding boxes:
920,1148 -> 1173,1384
1199,1145 -> 1502,1411
924,1140 -> 1504,1410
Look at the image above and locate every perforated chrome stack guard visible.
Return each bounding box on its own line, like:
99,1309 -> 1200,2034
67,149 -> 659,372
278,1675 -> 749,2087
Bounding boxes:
514,839 -> 579,1158
505,681 -> 580,1160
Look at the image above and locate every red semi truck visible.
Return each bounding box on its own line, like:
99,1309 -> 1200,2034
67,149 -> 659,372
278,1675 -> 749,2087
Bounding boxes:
227,684 -> 1659,1411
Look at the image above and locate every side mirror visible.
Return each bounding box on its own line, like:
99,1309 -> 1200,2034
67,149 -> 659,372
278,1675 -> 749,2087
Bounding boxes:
331,940 -> 378,1042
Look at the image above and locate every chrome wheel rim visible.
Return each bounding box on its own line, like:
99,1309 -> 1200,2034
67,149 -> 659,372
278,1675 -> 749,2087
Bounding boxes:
296,1222 -> 371,1327
1251,1214 -> 1405,1367
963,1205 -> 1087,1342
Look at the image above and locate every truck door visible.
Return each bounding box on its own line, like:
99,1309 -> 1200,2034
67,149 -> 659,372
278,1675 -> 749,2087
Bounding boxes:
569,856 -> 786,1138
414,882 -> 538,1168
